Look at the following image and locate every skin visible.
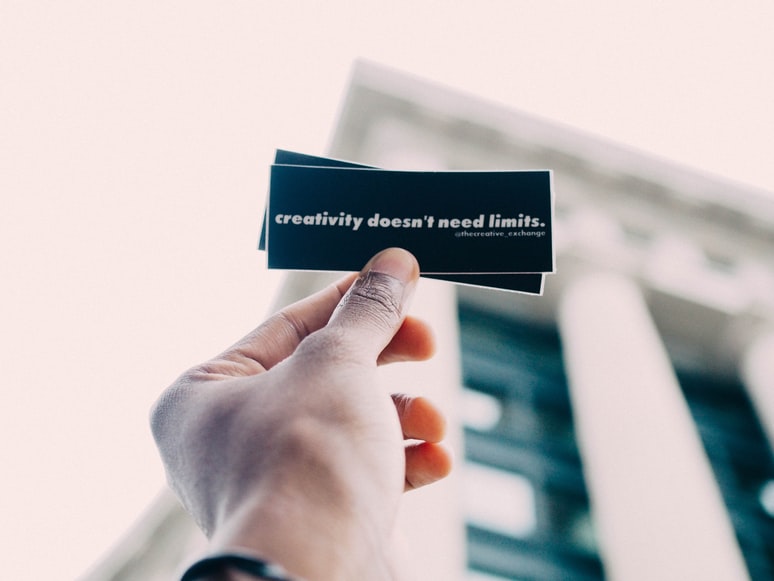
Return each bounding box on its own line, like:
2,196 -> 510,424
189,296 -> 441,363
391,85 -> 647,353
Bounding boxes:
151,248 -> 453,581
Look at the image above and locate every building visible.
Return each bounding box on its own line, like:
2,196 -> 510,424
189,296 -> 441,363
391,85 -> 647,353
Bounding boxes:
81,61 -> 774,581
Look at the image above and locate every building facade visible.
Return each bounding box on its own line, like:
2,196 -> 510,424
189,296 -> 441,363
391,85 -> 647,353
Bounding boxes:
83,61 -> 774,581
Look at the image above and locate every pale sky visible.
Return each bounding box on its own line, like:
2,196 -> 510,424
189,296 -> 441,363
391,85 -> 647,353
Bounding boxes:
1,2 -> 773,579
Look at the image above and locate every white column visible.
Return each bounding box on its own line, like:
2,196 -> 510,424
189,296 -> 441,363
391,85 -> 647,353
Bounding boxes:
558,274 -> 749,581
387,276 -> 466,581
741,331 -> 774,450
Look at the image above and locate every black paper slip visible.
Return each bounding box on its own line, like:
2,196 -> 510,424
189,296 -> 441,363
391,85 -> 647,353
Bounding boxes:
259,150 -> 554,294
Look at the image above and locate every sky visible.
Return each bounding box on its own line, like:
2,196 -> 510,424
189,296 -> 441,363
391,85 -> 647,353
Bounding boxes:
1,2 -> 773,579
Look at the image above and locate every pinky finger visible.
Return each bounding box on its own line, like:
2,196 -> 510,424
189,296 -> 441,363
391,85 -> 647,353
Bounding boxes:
404,441 -> 454,492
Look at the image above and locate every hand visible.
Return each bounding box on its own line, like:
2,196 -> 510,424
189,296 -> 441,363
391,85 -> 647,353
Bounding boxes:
150,248 -> 453,581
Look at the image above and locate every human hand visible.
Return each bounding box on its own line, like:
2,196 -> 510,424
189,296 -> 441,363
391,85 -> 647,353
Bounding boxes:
151,248 -> 453,581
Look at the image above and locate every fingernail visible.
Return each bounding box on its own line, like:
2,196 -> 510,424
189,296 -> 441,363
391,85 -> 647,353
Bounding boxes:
361,248 -> 419,283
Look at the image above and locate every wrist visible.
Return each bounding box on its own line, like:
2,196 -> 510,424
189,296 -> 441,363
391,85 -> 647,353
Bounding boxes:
208,418 -> 397,581
180,552 -> 300,581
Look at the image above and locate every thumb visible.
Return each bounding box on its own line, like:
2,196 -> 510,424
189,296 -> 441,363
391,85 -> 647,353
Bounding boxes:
326,248 -> 420,361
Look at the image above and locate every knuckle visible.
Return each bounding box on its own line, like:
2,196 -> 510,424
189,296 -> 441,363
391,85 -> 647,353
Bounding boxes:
275,308 -> 311,346
337,271 -> 403,330
148,375 -> 198,442
148,384 -> 185,442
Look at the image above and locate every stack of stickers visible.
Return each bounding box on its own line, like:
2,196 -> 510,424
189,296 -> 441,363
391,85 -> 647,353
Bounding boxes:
259,150 -> 554,294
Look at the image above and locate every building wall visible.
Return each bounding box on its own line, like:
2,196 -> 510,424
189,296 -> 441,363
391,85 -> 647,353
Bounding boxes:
330,61 -> 774,581
83,61 -> 774,581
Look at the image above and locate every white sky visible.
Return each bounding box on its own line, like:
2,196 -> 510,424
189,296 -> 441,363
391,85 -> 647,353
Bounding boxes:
1,2 -> 773,578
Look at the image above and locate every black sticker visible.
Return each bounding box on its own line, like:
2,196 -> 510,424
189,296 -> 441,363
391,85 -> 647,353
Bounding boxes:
259,150 -> 553,294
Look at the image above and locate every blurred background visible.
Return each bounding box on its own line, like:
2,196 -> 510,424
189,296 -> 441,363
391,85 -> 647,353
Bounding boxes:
2,2 -> 774,580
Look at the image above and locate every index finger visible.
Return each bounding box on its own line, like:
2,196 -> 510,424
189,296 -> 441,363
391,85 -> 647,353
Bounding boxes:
195,273 -> 357,378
